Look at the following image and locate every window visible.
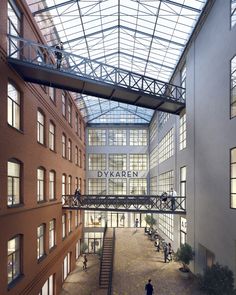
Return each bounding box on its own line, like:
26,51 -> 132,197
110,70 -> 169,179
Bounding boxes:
230,148 -> 236,208
130,130 -> 147,146
49,171 -> 56,200
62,174 -> 66,195
108,179 -> 127,195
68,175 -> 72,195
180,64 -> 186,100
8,235 -> 21,284
231,0 -> 236,28
68,101 -> 72,125
75,211 -> 80,227
39,275 -> 54,295
79,149 -> 82,167
7,0 -> 21,57
88,179 -> 106,194
158,170 -> 174,194
88,129 -> 106,146
62,92 -> 66,117
37,168 -> 45,202
48,87 -> 55,102
150,176 -> 157,195
62,214 -> 66,239
68,211 -> 72,233
68,139 -> 72,161
76,241 -> 80,259
130,179 -> 147,195
89,154 -> 106,170
108,129 -> 126,145
150,116 -> 157,142
108,154 -> 126,170
49,219 -> 56,249
7,83 -> 21,130
75,146 -> 79,165
150,147 -> 158,169
49,122 -> 55,151
180,166 -> 186,210
37,111 -> 45,145
158,112 -> 170,130
231,56 -> 236,118
130,154 -> 147,170
62,134 -> 66,158
37,224 -> 45,260
8,159 -> 21,206
180,217 -> 187,245
83,154 -> 86,170
75,113 -> 79,134
75,177 -> 79,190
159,129 -> 174,164
62,253 -> 70,281
179,113 -> 186,150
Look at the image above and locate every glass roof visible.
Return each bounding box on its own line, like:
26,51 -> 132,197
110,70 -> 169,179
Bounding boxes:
26,0 -> 207,124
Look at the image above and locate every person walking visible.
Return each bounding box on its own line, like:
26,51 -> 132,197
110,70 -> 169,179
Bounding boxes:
135,218 -> 139,228
170,187 -> 177,211
145,279 -> 154,295
82,254 -> 88,270
168,242 -> 172,261
163,243 -> 169,263
55,41 -> 63,69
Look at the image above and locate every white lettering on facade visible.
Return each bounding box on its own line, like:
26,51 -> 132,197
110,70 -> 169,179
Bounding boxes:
97,171 -> 139,178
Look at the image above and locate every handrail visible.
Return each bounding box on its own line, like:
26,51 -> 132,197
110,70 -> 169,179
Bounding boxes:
107,228 -> 115,295
99,221 -> 107,285
7,34 -> 186,103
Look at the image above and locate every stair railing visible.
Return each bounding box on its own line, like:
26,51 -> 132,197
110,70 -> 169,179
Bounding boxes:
99,221 -> 107,285
107,228 -> 115,295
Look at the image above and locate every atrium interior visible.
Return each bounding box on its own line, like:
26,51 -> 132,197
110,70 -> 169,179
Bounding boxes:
1,0 -> 236,294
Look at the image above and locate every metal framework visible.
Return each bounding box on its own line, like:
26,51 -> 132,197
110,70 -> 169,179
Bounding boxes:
8,35 -> 186,114
62,194 -> 186,214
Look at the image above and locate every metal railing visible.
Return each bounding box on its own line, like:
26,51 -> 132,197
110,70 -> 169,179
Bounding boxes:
99,221 -> 107,286
107,228 -> 115,295
7,35 -> 186,103
62,194 -> 186,214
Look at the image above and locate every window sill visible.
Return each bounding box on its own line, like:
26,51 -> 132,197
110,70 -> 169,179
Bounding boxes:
49,148 -> 57,153
49,198 -> 57,202
7,203 -> 24,209
7,124 -> 24,134
37,254 -> 47,263
37,200 -> 47,205
8,274 -> 24,290
37,141 -> 47,148
49,245 -> 57,253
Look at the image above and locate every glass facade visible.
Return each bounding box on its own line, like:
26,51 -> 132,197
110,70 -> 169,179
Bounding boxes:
129,179 -> 147,195
88,154 -> 106,170
150,176 -> 157,195
84,231 -> 103,254
88,179 -> 106,194
231,56 -> 236,118
150,147 -> 158,169
158,128 -> 174,164
108,179 -> 127,195
130,154 -> 147,170
150,116 -> 157,142
108,154 -> 126,170
88,129 -> 106,146
230,148 -> 236,208
7,83 -> 20,130
158,112 -> 170,130
130,130 -> 147,146
108,129 -> 126,146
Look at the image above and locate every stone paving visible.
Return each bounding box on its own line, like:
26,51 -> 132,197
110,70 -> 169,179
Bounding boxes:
61,228 -> 204,295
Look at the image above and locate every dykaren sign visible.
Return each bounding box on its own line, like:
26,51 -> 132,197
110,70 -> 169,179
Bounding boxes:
97,171 -> 139,178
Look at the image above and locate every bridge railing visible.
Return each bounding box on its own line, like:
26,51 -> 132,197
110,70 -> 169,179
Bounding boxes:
7,35 -> 185,103
62,194 -> 186,213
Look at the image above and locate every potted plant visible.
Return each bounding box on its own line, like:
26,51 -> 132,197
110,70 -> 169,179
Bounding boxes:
96,248 -> 103,260
198,263 -> 236,295
145,215 -> 157,230
174,243 -> 194,278
80,242 -> 88,254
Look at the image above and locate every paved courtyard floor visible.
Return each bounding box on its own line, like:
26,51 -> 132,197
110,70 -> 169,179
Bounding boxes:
61,228 -> 204,295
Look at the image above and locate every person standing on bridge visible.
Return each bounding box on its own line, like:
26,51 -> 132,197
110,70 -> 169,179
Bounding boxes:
145,279 -> 154,295
169,187 -> 177,211
74,188 -> 81,205
55,41 -> 63,69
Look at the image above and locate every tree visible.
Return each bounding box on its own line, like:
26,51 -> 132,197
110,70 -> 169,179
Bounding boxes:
81,242 -> 88,254
174,243 -> 194,272
198,263 -> 236,295
144,215 -> 157,229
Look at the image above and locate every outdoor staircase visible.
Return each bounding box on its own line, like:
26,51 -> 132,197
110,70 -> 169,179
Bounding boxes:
99,228 -> 115,290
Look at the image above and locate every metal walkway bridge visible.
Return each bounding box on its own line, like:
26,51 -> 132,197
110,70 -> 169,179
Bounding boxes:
7,35 -> 185,114
62,194 -> 186,214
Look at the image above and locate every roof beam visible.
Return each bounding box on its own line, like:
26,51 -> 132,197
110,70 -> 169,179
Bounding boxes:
33,0 -> 78,16
162,0 -> 202,13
